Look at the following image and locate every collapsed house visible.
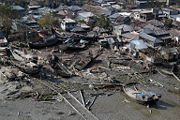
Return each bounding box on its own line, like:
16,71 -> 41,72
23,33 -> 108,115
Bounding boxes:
0,32 -> 8,56
61,18 -> 77,31
160,47 -> 180,63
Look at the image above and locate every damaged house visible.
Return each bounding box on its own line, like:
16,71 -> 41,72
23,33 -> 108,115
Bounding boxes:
0,32 -> 8,56
133,10 -> 155,22
113,24 -> 139,43
138,48 -> 163,64
160,47 -> 180,63
77,11 -> 94,23
61,18 -> 77,31
140,24 -> 171,48
168,29 -> 180,45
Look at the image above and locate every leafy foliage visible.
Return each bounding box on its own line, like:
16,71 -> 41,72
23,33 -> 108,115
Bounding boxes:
0,5 -> 18,34
95,16 -> 110,29
38,14 -> 59,28
88,16 -> 110,29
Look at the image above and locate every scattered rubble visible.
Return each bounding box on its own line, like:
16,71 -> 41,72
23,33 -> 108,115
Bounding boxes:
0,0 -> 180,120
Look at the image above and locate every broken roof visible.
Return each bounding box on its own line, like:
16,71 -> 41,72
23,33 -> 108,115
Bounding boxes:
114,24 -> 133,32
168,29 -> 180,37
80,23 -> 90,29
121,32 -> 139,40
71,27 -> 85,32
130,40 -> 148,50
119,12 -> 132,17
82,4 -> 112,16
109,13 -> 122,19
63,18 -> 76,23
144,24 -> 160,30
148,20 -> 164,27
68,5 -> 81,11
11,5 -> 25,11
112,4 -> 122,10
57,10 -> 66,16
93,27 -> 109,33
55,5 -> 68,10
143,24 -> 170,36
78,12 -> 94,18
140,32 -> 158,42
28,5 -> 41,9
153,29 -> 170,36
161,47 -> 179,55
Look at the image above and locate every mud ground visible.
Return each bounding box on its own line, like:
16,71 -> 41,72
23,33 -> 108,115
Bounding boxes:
0,71 -> 180,120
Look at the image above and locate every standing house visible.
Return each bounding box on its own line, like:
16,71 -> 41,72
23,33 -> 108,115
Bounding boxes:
61,18 -> 77,31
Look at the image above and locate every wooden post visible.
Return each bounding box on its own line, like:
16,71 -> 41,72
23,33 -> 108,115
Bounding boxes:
80,90 -> 86,106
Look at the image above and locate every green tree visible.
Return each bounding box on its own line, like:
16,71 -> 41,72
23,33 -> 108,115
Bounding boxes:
0,5 -> 18,35
95,16 -> 110,29
38,14 -> 59,28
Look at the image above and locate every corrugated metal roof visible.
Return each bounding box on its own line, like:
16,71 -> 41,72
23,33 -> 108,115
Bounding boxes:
140,32 -> 157,42
154,30 -> 169,36
144,24 -> 170,36
148,20 -> 164,27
